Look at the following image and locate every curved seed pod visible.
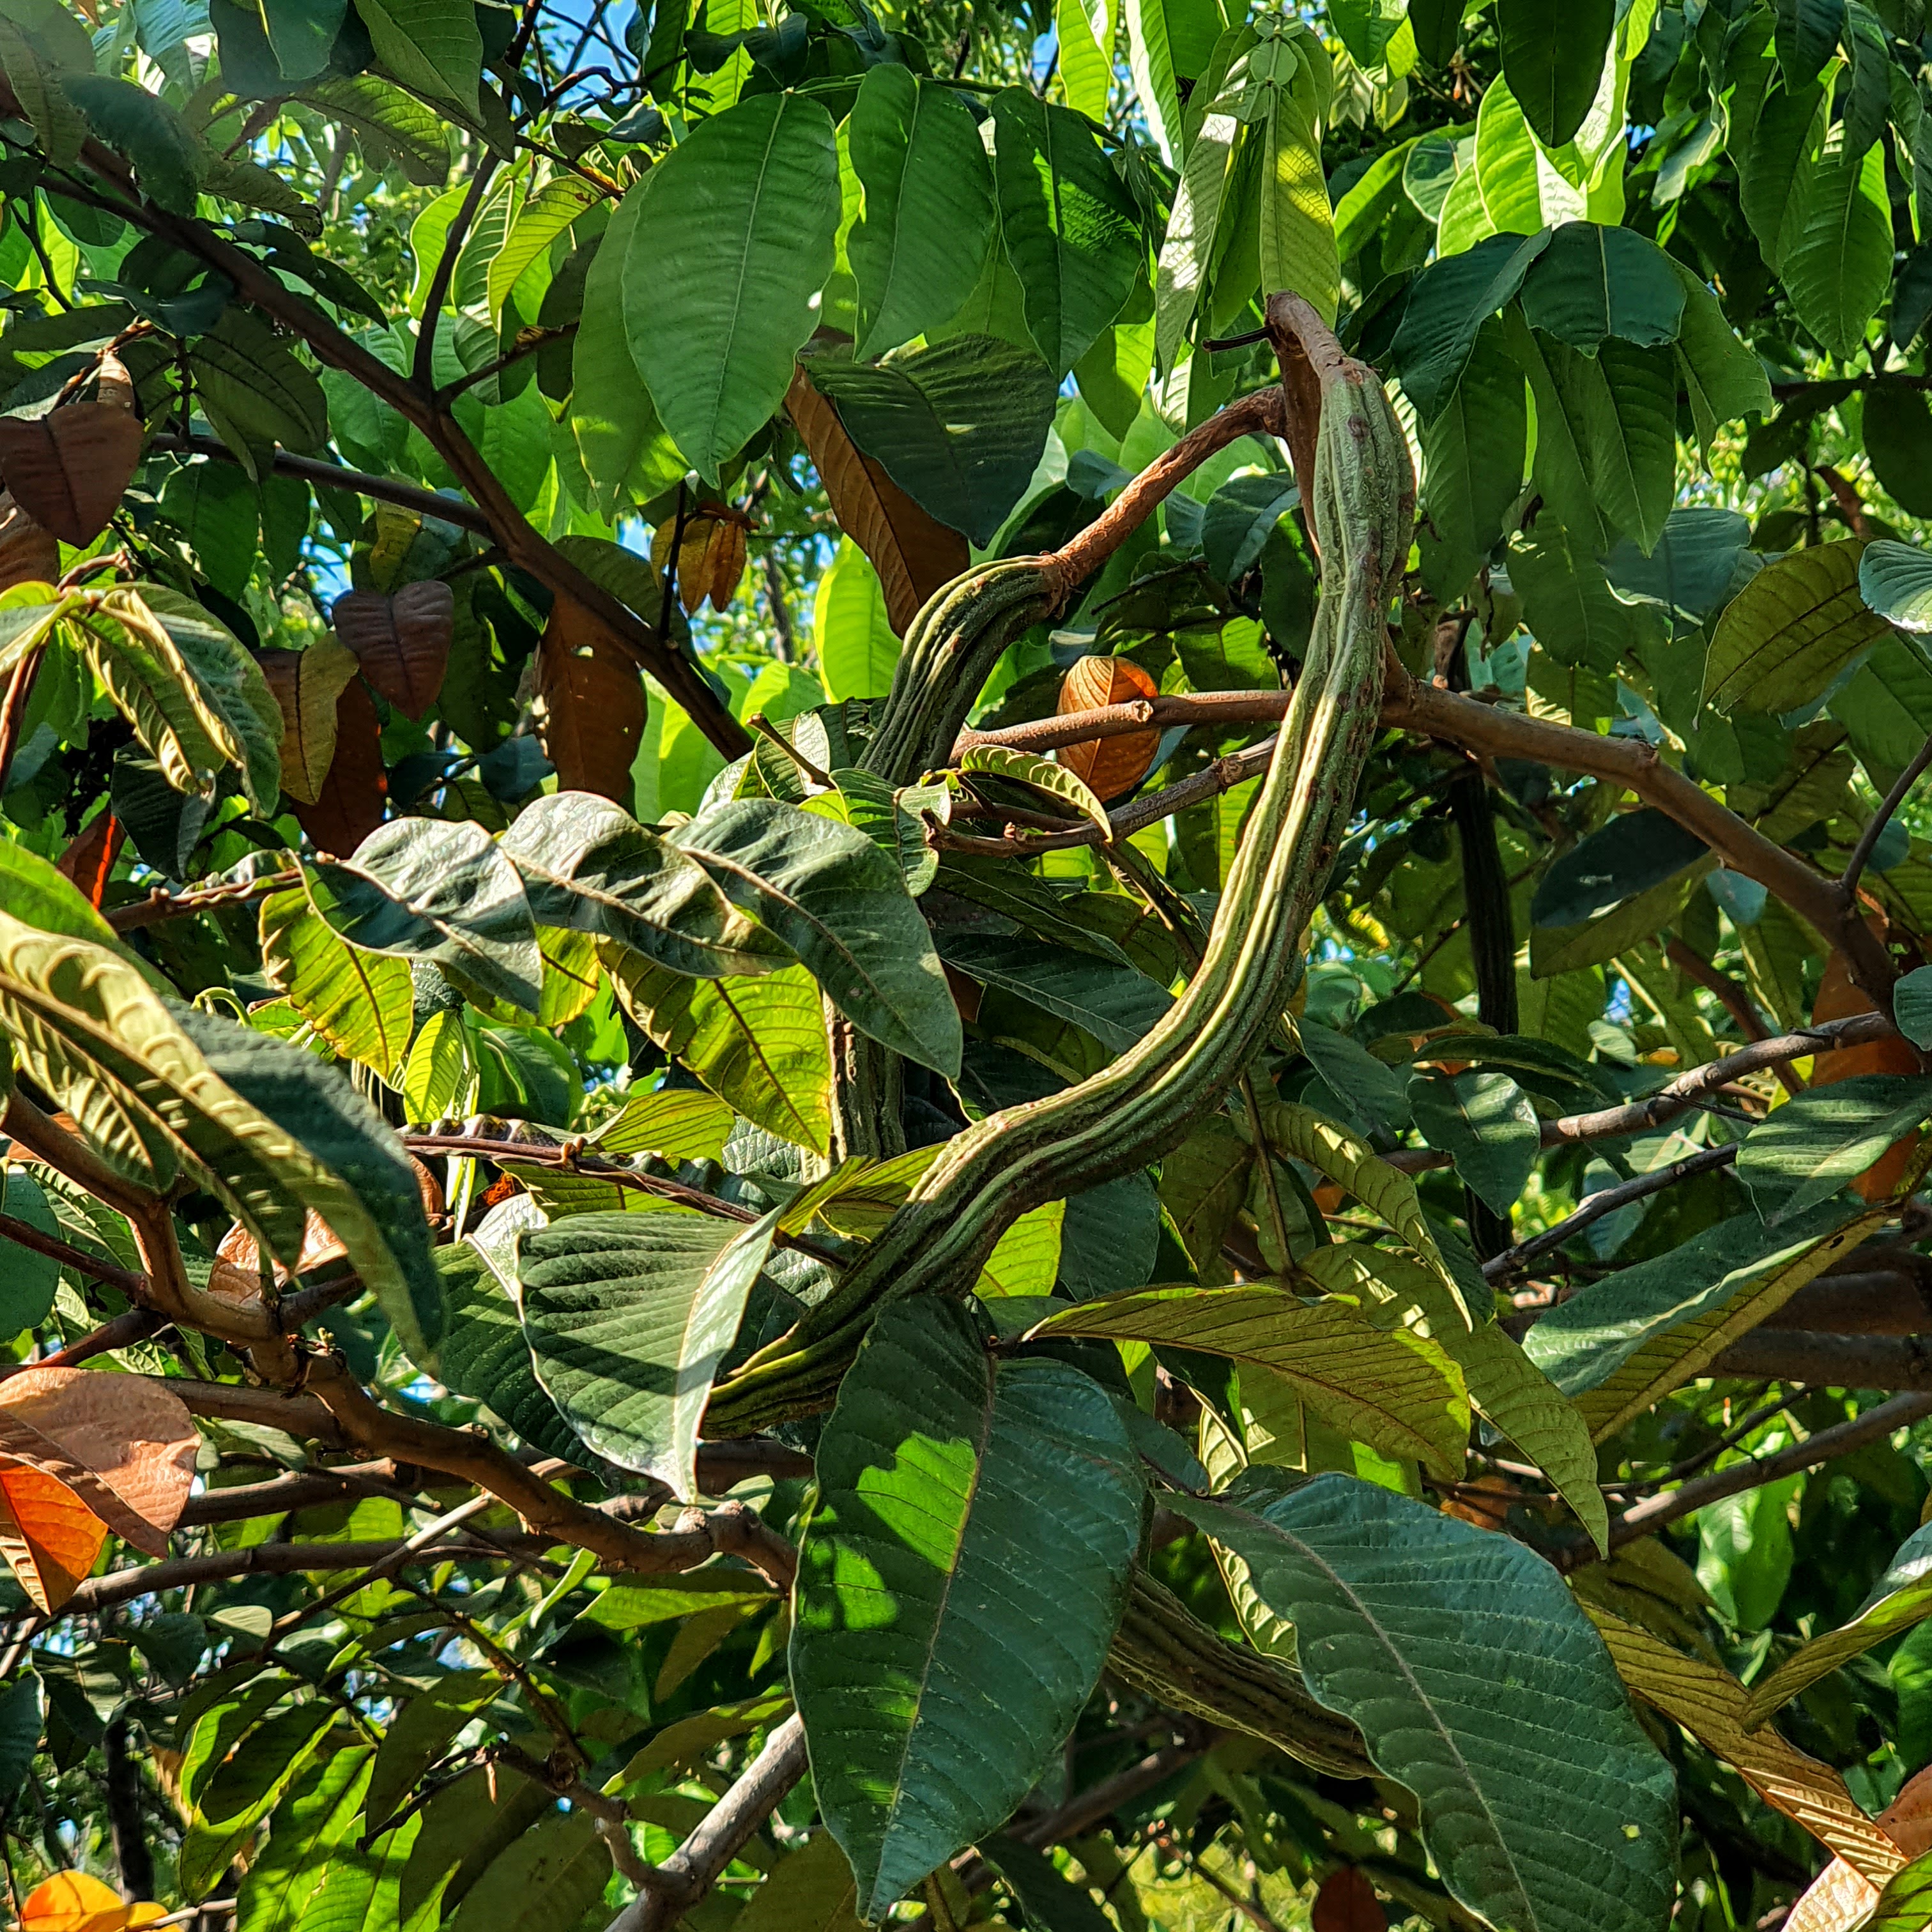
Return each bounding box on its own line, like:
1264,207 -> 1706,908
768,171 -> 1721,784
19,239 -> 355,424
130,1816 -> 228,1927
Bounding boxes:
705,295 -> 1412,1436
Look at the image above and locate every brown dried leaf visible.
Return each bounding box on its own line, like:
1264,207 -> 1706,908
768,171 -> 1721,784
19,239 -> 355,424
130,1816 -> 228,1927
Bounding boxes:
0,493 -> 57,594
210,1158 -> 440,1302
786,364 -> 967,635
332,581 -> 456,721
0,402 -> 144,548
532,593 -> 646,802
291,675 -> 387,859
1312,1869 -> 1386,1932
1057,654 -> 1161,802
258,635 -> 360,805
704,519 -> 747,612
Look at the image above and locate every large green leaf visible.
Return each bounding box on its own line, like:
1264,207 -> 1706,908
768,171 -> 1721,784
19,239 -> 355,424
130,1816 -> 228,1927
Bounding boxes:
848,67 -> 997,358
446,1807 -> 610,1932
434,1243 -> 582,1461
1171,1472 -> 1677,1932
1747,1520 -> 1932,1727
604,949 -> 832,1155
234,1746 -> 377,1932
792,1297 -> 1144,1919
180,1703 -> 341,1898
173,1004 -> 446,1358
187,306 -> 330,460
1859,539 -> 1932,631
1704,540 -> 1887,713
1407,1070 -> 1539,1218
1671,264 -> 1774,452
1521,1204 -> 1880,1438
1784,123 -> 1892,359
1737,1075 -> 1932,1219
804,337 -> 1059,548
314,818 -> 544,1018
990,90 -> 1143,378
1517,221 -> 1686,353
1030,1285 -> 1471,1478
1153,68 -> 1243,367
623,93 -> 841,483
301,75 -> 449,184
356,0 -> 483,117
1297,1243 -> 1606,1548
519,1208 -> 779,1499
1509,515 -> 1643,671
1531,809 -> 1710,927
673,797 -> 962,1077
1259,89 -> 1340,329
937,933 -> 1173,1056
259,872 -> 413,1078
1566,339 -> 1678,554
501,790 -> 788,979
1391,231 -> 1551,421
1504,310 -> 1612,553
138,586 -> 284,815
1497,0 -> 1613,146
1416,316 -> 1526,604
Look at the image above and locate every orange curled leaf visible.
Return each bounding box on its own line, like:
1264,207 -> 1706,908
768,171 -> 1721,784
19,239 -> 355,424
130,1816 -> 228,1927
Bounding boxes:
0,402 -> 144,548
332,581 -> 457,721
532,592 -> 645,802
1056,654 -> 1160,802
21,1871 -> 166,1931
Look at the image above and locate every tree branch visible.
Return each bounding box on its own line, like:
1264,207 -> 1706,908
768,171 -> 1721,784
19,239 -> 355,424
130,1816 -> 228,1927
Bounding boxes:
0,1210 -> 146,1299
1843,733 -> 1932,896
952,691 -> 1291,761
602,1715 -> 810,1932
1712,1331 -> 1932,1392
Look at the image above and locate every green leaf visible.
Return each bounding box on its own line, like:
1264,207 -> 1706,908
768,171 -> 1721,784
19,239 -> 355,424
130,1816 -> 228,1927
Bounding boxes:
673,797 -> 962,1077
1565,339 -> 1678,555
137,586 -> 284,815
0,1169 -> 58,1340
1508,516 -> 1643,672
181,1703 -> 340,1898
401,1006 -> 474,1126
1297,1242 -> 1606,1549
624,93 -> 841,484
61,73 -> 203,213
1416,316 -> 1526,604
1738,1075 -> 1932,1219
1153,84 -> 1241,368
827,767 -> 942,896
519,1208 -> 779,1499
1033,1285 -> 1471,1476
259,873 -> 414,1078
0,1674 -> 40,1816
502,790 -> 787,979
1123,0 -> 1183,159
172,1004 -> 447,1358
1531,809 -> 1712,928
1775,0 -> 1843,84
1864,388 -> 1932,518
1407,1070 -> 1539,1218
958,743 -> 1112,839
1859,538 -> 1932,631
990,90 -> 1143,379
314,818 -> 544,1018
1391,231 -> 1551,422
1670,263 -> 1774,454
365,1672 -> 501,1834
236,1747 -> 375,1932
1747,1520 -> 1932,1726
735,1835 -> 868,1932
187,306 -> 330,461
1784,123 -> 1892,359
489,175 -> 600,321
436,1242 -> 585,1461
604,950 -> 832,1154
0,836 -> 168,987
792,1296 -> 1144,1919
1705,539 -> 1887,713
1522,1204 -> 1881,1438
981,1838 -> 1118,1932
812,539 -> 903,702
804,337 -> 1059,548
1498,0 -> 1613,146
937,933 -> 1173,1056
1170,1471 -> 1677,1932
848,67 -> 996,358
1867,1847 -> 1932,1932
1259,91 -> 1339,330
302,75 -> 450,185
1897,965 -> 1932,1047
1741,77 -> 1826,272
356,0 -> 484,118
1517,221 -> 1687,353
445,1807 -> 610,1932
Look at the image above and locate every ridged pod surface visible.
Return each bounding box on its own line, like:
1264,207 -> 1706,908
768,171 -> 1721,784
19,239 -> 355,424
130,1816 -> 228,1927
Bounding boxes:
705,298 -> 1413,1437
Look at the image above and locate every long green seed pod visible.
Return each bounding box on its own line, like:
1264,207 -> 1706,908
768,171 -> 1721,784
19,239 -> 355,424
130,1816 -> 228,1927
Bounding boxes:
705,300 -> 1412,1436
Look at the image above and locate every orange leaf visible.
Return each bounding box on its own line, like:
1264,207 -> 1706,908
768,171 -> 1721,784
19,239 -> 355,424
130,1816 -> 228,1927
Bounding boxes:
1782,1765 -> 1932,1932
703,519 -> 748,613
1811,947 -> 1923,1199
257,637 -> 360,806
1312,1869 -> 1386,1932
531,594 -> 645,802
0,1466 -> 107,1614
291,675 -> 387,859
0,493 -> 57,594
1056,654 -> 1161,801
332,582 -> 456,721
20,1872 -> 161,1932
0,402 -> 144,549
785,363 -> 967,636
55,811 -> 124,912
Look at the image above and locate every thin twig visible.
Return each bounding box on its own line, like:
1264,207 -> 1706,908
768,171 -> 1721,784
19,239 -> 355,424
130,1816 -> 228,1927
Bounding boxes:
0,1211 -> 146,1298
413,160 -> 499,392
1843,733 -> 1932,896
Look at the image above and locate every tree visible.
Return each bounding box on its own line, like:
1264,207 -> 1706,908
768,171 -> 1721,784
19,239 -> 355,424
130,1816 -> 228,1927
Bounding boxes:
8,0 -> 1932,1929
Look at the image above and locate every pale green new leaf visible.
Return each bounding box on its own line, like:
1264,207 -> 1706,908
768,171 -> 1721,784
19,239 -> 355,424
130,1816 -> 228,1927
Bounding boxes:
624,93 -> 841,483
1172,1471 -> 1677,1932
814,539 -> 901,702
519,1208 -> 779,1498
1784,121 -> 1891,358
401,1006 -> 473,1126
489,174 -> 600,320
958,744 -> 1112,838
1258,91 -> 1338,329
1153,93 -> 1241,369
259,872 -> 413,1078
1030,1284 -> 1472,1478
1704,540 -> 1886,713
792,1298 -> 1144,1919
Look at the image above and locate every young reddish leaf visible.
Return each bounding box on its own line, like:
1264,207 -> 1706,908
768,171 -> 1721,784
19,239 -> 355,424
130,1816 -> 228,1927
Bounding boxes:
332,581 -> 456,720
55,811 -> 124,911
531,594 -> 646,802
0,402 -> 144,548
1312,1869 -> 1387,1932
257,636 -> 360,806
1056,654 -> 1161,801
291,675 -> 387,859
0,494 -> 57,593
786,362 -> 967,634
0,1367 -> 199,1611
20,1870 -> 166,1931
